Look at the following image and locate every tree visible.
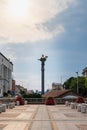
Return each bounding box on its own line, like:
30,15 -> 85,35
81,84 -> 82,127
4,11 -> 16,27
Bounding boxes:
23,93 -> 42,98
78,77 -> 85,95
64,77 -> 74,89
85,77 -> 87,89
70,78 -> 77,93
64,76 -> 87,96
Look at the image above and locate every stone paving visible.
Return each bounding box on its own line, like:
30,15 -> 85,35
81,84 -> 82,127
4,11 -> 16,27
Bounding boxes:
49,105 -> 87,130
0,104 -> 87,130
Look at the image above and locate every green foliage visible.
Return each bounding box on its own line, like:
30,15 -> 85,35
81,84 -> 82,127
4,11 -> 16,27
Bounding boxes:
20,90 -> 26,95
85,77 -> 87,89
23,93 -> 42,98
78,77 -> 85,95
70,78 -> 77,93
64,77 -> 75,90
64,76 -> 87,96
3,92 -> 8,97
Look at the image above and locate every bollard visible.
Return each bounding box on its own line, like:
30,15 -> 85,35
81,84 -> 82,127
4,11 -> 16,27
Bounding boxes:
65,101 -> 69,106
25,100 -> 27,105
0,106 -> 2,113
77,104 -> 81,112
81,105 -> 86,113
12,102 -> 15,108
16,101 -> 20,106
9,103 -> 13,109
71,103 -> 75,109
2,104 -> 6,112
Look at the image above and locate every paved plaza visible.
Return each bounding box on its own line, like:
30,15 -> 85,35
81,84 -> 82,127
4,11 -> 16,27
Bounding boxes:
0,104 -> 87,130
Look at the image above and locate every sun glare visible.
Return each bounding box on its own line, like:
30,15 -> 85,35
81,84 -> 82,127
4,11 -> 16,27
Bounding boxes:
8,0 -> 29,21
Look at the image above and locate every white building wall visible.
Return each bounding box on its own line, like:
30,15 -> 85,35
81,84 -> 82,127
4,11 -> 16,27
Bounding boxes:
52,82 -> 63,90
0,53 -> 13,97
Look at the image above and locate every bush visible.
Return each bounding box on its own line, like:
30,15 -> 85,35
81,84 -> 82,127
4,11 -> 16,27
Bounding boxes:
15,95 -> 25,105
45,97 -> 55,105
75,96 -> 84,103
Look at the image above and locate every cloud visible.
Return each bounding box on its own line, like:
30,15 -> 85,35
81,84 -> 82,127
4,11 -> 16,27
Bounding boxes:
0,46 -> 17,61
1,47 -> 35,62
14,72 -> 41,90
0,0 -> 75,44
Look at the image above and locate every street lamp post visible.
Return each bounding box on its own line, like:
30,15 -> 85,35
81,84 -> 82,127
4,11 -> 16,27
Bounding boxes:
76,72 -> 79,94
38,54 -> 48,95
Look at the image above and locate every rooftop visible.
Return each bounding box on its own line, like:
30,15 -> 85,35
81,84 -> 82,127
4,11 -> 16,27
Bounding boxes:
42,89 -> 72,98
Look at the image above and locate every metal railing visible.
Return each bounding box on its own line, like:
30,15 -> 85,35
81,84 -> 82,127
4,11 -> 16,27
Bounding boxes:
24,98 -> 73,104
0,97 -> 76,104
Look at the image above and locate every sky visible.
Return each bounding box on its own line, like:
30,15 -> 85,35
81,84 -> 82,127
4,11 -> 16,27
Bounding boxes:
0,0 -> 87,91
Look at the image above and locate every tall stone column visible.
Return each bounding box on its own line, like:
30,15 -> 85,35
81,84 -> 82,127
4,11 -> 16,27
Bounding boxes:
39,54 -> 48,94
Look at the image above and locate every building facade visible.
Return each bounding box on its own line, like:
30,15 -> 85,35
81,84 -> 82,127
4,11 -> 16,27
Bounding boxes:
0,53 -> 13,97
82,67 -> 87,77
52,82 -> 63,90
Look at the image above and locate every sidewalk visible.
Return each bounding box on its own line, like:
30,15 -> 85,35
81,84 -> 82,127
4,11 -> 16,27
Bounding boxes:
0,105 -> 38,130
0,104 -> 87,130
29,105 -> 53,130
